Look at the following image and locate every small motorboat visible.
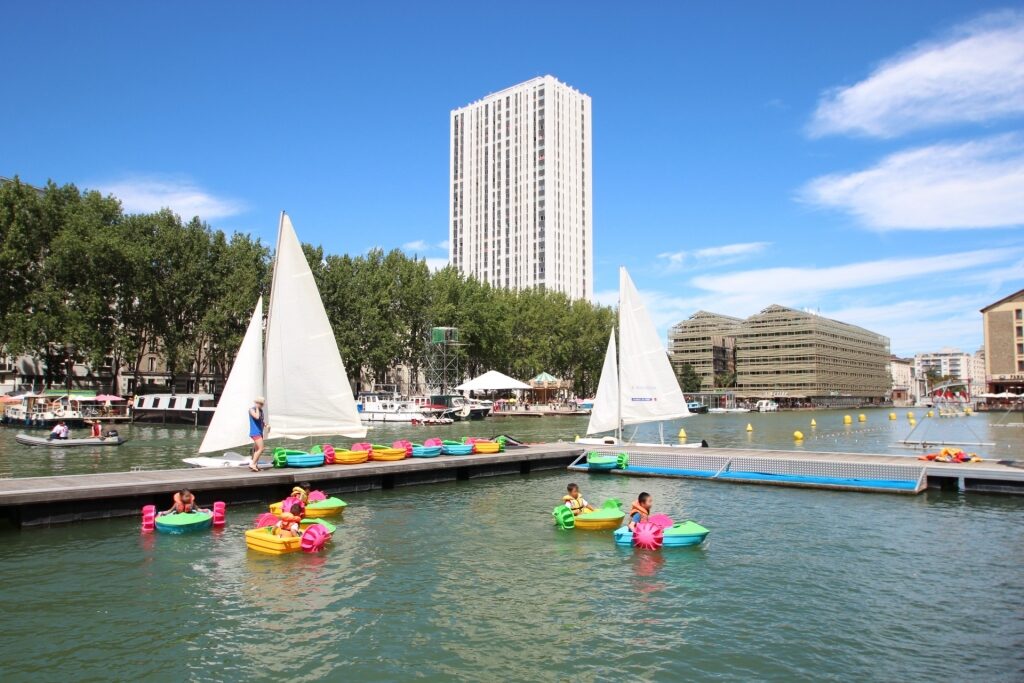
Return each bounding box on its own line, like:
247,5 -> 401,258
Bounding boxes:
272,448 -> 325,468
553,499 -> 624,531
441,440 -> 473,456
154,511 -> 214,534
16,433 -> 127,447
411,444 -> 442,457
585,452 -> 620,471
614,517 -> 710,549
334,449 -> 369,464
369,444 -> 406,461
270,496 -> 347,518
245,523 -> 332,555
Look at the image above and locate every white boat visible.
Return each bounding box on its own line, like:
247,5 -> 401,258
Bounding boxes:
189,213 -> 367,468
357,392 -> 430,423
708,407 -> 750,414
755,400 -> 779,412
583,267 -> 700,447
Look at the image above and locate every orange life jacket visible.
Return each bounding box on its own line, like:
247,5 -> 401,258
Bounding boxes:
628,502 -> 650,523
173,492 -> 196,513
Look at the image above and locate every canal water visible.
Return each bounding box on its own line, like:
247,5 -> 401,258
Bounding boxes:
1,408 -> 1022,478
1,470 -> 1021,680
1,409 -> 1021,680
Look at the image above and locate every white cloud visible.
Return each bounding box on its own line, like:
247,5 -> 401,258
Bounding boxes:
801,135 -> 1024,229
96,175 -> 244,220
657,241 -> 770,272
809,11 -> 1024,138
692,248 -> 1016,298
402,239 -> 430,251
437,239 -> 450,251
424,257 -> 449,272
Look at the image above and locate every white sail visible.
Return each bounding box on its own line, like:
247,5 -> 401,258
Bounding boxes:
618,267 -> 691,425
198,298 -> 265,453
264,213 -> 367,440
586,331 -> 619,435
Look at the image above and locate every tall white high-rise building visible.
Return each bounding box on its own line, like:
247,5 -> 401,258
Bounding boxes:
450,75 -> 593,300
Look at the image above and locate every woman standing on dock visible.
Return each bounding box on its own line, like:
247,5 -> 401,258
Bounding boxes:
248,397 -> 269,472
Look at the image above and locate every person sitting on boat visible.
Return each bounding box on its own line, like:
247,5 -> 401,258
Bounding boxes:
89,420 -> 103,439
158,489 -> 210,516
627,492 -> 653,531
275,503 -> 304,538
562,483 -> 593,516
48,421 -> 69,440
248,396 -> 269,472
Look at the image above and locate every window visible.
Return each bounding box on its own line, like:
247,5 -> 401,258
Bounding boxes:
148,358 -> 155,372
1017,309 -> 1023,321
1018,326 -> 1023,338
152,397 -> 161,408
168,398 -> 177,409
185,398 -> 194,409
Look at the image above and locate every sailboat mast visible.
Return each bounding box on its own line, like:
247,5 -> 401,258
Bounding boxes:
264,211 -> 286,409
616,267 -> 623,442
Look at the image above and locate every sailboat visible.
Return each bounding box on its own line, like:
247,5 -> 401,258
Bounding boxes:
183,213 -> 367,468
578,267 -> 702,447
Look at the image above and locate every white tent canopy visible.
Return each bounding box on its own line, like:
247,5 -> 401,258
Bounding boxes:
455,370 -> 531,392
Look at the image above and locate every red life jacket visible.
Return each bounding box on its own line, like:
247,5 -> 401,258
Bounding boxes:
173,492 -> 196,513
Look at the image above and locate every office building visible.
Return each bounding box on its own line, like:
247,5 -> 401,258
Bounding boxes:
981,288 -> 1024,393
668,311 -> 743,390
449,76 -> 593,299
668,304 -> 891,405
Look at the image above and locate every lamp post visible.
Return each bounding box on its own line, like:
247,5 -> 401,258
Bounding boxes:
64,342 -> 76,396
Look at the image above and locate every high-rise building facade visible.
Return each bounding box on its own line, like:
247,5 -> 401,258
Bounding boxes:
668,311 -> 743,390
450,76 -> 593,300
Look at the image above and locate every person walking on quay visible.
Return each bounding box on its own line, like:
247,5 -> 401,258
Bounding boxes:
249,396 -> 269,472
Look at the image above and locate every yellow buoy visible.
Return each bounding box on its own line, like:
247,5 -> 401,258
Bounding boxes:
906,412 -> 914,419
843,415 -> 852,424
810,418 -> 817,427
678,428 -> 687,440
964,408 -> 972,415
793,430 -> 804,440
746,423 -> 753,432
889,412 -> 896,420
858,414 -> 866,422
926,410 -> 934,418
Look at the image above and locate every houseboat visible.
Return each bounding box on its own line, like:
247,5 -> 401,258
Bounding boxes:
131,393 -> 215,425
2,392 -> 88,428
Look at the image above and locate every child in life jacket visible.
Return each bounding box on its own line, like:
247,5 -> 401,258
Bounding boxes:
627,492 -> 653,531
158,489 -> 210,516
562,483 -> 594,516
275,503 -> 304,538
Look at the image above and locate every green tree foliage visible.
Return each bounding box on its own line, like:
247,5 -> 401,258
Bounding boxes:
676,363 -> 703,393
0,178 -> 615,396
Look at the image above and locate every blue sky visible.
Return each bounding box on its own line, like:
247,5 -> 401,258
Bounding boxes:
3,2 -> 1022,355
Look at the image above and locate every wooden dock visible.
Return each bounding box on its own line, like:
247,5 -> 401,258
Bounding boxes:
0,444 -> 1021,527
0,443 -> 583,527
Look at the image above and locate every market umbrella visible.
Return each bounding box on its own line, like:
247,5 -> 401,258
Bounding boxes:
93,394 -> 125,402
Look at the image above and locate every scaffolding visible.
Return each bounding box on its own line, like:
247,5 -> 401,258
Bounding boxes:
424,327 -> 463,394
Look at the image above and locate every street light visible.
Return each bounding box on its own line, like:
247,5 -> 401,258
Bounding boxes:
64,342 -> 76,396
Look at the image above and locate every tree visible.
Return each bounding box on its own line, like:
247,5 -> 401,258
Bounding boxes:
676,362 -> 702,393
714,371 -> 736,389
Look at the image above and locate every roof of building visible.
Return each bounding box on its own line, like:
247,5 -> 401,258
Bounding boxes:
980,288 -> 1024,313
